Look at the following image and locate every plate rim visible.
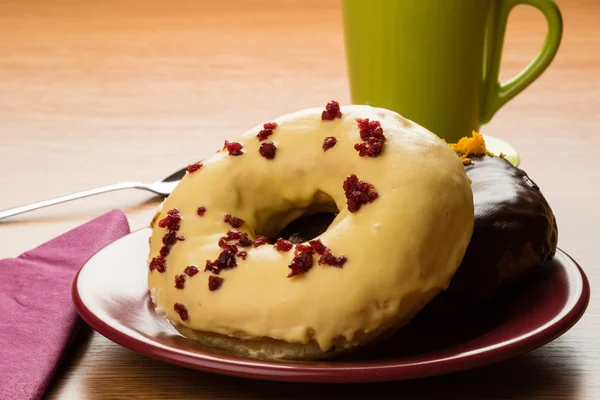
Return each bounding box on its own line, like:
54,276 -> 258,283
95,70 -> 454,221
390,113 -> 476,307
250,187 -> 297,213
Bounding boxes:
71,229 -> 590,383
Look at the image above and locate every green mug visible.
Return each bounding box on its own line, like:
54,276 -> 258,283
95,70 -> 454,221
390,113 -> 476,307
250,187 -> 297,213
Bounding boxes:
342,0 -> 563,143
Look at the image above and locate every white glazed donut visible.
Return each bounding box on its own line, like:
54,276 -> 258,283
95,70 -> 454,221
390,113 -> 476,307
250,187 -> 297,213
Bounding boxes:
147,103 -> 474,360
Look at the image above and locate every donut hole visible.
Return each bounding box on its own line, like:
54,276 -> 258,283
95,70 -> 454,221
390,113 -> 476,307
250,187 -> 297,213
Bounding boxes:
268,212 -> 337,244
261,191 -> 339,244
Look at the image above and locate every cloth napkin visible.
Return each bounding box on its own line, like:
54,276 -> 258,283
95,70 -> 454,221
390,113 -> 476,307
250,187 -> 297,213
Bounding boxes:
0,210 -> 130,400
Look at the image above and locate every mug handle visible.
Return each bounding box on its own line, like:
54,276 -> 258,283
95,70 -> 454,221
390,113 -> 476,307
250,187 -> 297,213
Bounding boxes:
480,0 -> 563,124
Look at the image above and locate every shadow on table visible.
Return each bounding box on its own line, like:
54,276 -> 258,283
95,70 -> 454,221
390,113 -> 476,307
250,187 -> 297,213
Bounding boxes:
160,350 -> 581,399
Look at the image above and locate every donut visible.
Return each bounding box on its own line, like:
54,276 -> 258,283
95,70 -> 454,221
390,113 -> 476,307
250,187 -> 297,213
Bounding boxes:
147,103 -> 474,360
422,135 -> 558,316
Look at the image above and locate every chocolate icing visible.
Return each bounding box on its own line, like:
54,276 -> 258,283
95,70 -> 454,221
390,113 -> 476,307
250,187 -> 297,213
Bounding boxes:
423,155 -> 558,314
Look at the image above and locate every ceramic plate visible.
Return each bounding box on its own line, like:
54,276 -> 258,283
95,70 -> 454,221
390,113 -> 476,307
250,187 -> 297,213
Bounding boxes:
72,228 -> 589,383
484,134 -> 520,166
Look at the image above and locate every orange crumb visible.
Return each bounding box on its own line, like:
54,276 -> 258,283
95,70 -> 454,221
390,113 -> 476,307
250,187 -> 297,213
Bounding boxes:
449,131 -> 488,157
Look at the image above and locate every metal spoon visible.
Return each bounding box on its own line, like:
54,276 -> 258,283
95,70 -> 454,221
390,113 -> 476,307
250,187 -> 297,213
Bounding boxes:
0,166 -> 188,221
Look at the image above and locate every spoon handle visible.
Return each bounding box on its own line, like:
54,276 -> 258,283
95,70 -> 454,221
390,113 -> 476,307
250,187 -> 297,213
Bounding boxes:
0,181 -> 145,221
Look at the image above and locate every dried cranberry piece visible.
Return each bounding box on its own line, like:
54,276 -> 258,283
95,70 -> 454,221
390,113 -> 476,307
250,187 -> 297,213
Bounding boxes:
217,250 -> 236,270
354,137 -> 385,157
217,237 -> 239,254
224,140 -> 244,156
177,236 -> 185,241
274,238 -> 293,252
239,251 -> 248,260
225,244 -> 239,255
318,249 -> 347,267
184,265 -> 199,276
174,303 -> 188,321
187,163 -> 202,173
220,230 -> 253,248
158,209 -> 181,231
257,130 -> 273,141
253,236 -> 268,247
162,231 -> 177,246
237,233 -> 253,247
205,259 -> 216,273
323,136 -> 337,151
224,229 -> 242,240
308,239 -> 327,255
356,118 -> 384,141
224,214 -> 245,228
174,274 -> 186,289
354,118 -> 386,157
208,276 -> 224,291
321,100 -> 342,120
287,251 -> 314,278
149,256 -> 167,273
197,207 -> 206,216
259,142 -> 277,160
205,249 -> 238,274
257,122 -> 278,141
294,243 -> 312,254
159,245 -> 170,257
343,174 -> 379,212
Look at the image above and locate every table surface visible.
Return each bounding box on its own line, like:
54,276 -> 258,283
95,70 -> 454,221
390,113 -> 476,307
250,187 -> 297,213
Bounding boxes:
1,0 -> 598,398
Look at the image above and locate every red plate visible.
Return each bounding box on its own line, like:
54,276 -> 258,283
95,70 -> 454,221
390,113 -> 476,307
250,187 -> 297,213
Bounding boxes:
72,228 -> 590,383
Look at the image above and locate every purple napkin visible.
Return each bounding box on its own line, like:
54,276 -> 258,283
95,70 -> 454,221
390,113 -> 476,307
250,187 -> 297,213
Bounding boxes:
0,210 -> 130,400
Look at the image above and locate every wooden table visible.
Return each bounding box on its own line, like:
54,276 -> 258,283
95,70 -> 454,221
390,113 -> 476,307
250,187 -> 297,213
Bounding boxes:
1,0 -> 598,398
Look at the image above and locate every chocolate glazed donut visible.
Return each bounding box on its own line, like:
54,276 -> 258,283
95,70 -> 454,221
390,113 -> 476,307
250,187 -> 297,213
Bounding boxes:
422,155 -> 558,315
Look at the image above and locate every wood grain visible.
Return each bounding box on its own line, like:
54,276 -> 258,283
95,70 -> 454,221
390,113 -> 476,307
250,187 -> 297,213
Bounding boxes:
0,0 -> 598,398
